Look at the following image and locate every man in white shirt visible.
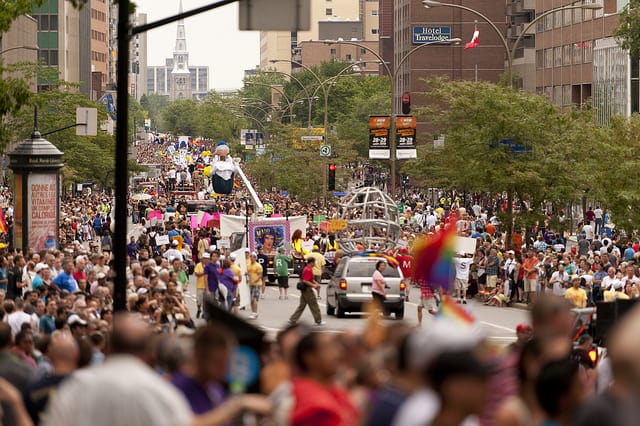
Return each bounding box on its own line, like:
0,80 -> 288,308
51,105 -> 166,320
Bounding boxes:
454,253 -> 474,303
594,207 -> 604,234
549,263 -> 570,296
7,298 -> 33,337
164,240 -> 184,262
601,267 -> 621,291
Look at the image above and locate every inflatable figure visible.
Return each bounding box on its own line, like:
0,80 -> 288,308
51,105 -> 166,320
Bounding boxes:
211,141 -> 236,195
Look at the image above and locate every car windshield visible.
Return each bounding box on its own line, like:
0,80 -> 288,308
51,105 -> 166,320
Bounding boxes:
346,261 -> 400,278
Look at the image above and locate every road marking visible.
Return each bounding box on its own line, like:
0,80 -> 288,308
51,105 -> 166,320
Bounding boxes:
267,287 -> 327,307
479,321 -> 516,332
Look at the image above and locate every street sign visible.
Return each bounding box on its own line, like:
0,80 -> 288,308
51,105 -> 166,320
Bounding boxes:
320,145 -> 332,157
76,107 -> 97,136
239,0 -> 310,31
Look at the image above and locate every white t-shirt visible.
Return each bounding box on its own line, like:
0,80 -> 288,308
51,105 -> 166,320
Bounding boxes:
7,311 -> 33,336
392,389 -> 479,426
594,208 -> 603,219
454,258 -> 474,281
583,224 -> 595,240
602,275 -> 621,290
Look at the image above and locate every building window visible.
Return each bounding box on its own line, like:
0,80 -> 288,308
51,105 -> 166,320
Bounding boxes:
536,18 -> 544,33
553,86 -> 562,105
544,48 -> 553,68
563,85 -> 572,106
563,45 -> 572,66
573,43 -> 582,64
554,10 -> 562,28
536,50 -> 544,69
594,0 -> 604,18
554,46 -> 562,67
325,8 -> 332,16
372,10 -> 378,16
584,1 -> 593,20
330,48 -> 336,55
345,54 -> 352,61
574,2 -> 582,23
371,28 -> 378,34
544,86 -> 553,100
564,8 -> 572,26
583,40 -> 593,62
361,48 -> 367,54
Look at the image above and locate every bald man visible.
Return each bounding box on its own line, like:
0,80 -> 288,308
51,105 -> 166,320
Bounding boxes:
24,332 -> 80,424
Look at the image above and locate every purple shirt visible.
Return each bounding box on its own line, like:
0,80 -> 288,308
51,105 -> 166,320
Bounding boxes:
219,268 -> 237,295
204,262 -> 219,292
170,372 -> 225,414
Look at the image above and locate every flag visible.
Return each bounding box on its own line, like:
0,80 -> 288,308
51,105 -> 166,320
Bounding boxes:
233,178 -> 241,189
0,209 -> 7,234
412,218 -> 457,291
464,27 -> 480,50
438,294 -> 475,326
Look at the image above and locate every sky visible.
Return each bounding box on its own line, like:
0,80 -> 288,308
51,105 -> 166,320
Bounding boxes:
134,0 -> 260,90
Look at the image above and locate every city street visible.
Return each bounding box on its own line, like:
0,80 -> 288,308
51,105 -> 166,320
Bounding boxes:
182,275 -> 529,344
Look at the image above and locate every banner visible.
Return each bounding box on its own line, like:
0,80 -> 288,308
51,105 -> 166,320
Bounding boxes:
369,116 -> 391,159
291,127 -> 325,150
220,215 -> 307,253
395,115 -> 417,159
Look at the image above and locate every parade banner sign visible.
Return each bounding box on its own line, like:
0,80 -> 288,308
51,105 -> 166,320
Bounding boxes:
369,116 -> 391,159
28,174 -> 58,251
395,115 -> 417,159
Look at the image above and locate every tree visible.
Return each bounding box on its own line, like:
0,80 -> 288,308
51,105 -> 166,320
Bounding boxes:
613,0 -> 640,58
139,93 -> 168,131
161,99 -> 198,135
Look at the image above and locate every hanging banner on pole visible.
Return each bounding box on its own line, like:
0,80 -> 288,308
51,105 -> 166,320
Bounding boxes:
369,116 -> 391,159
395,115 -> 417,159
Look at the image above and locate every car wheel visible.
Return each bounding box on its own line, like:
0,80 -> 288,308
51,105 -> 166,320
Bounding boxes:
336,303 -> 346,318
326,303 -> 335,316
395,307 -> 405,320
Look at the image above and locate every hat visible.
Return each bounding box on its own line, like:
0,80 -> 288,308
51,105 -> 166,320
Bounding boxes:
571,274 -> 581,282
278,246 -> 285,252
171,240 -> 179,246
516,324 -> 532,334
96,272 -> 106,280
137,287 -> 148,295
209,245 -> 217,252
35,264 -> 49,273
229,253 -> 236,260
219,255 -> 226,261
67,314 -> 88,327
244,248 -> 250,253
201,252 -> 211,259
0,243 -> 7,249
508,250 -> 515,255
250,252 -> 257,258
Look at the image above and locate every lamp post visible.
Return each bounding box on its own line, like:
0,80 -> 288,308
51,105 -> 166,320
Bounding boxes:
422,0 -> 602,88
0,45 -> 39,56
263,70 -> 316,127
320,38 -> 460,197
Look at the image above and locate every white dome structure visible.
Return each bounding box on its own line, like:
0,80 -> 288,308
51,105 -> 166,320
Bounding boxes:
336,187 -> 401,253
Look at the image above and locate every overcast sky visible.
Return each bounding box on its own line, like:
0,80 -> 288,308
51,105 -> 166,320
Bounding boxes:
134,0 -> 260,90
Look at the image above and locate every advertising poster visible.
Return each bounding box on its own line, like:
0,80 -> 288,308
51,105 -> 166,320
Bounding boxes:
395,115 -> 417,159
28,174 -> 58,252
369,116 -> 391,159
14,174 -> 23,250
248,221 -> 290,256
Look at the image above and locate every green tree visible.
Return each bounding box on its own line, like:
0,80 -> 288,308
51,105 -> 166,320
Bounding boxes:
139,93 -> 168,131
613,0 -> 640,58
161,99 -> 198,135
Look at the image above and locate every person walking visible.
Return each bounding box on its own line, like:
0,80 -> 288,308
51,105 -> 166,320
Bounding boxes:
371,260 -> 387,312
274,247 -> 291,300
247,252 -> 263,320
288,258 -> 325,326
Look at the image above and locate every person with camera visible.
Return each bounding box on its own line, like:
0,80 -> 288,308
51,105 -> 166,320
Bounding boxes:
288,258 -> 325,326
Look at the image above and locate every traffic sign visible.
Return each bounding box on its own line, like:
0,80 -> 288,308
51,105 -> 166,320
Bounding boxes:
320,145 -> 332,157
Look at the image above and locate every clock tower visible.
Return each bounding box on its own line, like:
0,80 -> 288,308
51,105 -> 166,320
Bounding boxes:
170,0 -> 191,101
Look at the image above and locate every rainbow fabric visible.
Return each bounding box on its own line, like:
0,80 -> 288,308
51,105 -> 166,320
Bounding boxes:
0,209 -> 9,234
438,294 -> 475,326
353,252 -> 399,269
233,178 -> 241,189
412,220 -> 457,291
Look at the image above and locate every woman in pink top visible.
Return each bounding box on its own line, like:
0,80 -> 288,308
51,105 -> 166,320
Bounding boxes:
372,260 -> 387,309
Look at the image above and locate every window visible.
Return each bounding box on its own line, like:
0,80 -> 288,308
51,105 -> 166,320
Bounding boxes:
345,54 -> 352,61
554,46 -> 562,67
563,45 -> 572,66
49,15 -> 57,30
544,48 -> 553,68
544,86 -> 553,100
330,48 -> 336,55
554,10 -> 562,28
583,40 -> 593,62
553,86 -> 562,105
573,43 -> 582,64
563,85 -> 572,106
361,48 -> 367,54
536,50 -> 544,69
371,28 -> 378,34
594,0 -> 604,18
372,9 -> 378,16
325,8 -> 332,16
584,1 -> 593,20
564,8 -> 572,26
574,2 -> 582,23
536,19 -> 544,33
544,13 -> 553,30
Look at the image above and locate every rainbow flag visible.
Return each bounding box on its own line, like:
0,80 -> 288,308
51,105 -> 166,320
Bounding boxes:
412,219 -> 457,291
438,294 -> 475,326
233,178 -> 241,189
353,252 -> 400,269
0,209 -> 7,234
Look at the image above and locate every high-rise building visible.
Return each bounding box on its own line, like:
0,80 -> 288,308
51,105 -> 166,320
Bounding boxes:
259,0 -> 366,74
146,1 -> 209,100
90,0 -> 109,99
31,0 -> 92,94
506,0 -> 535,92
1,15 -> 38,91
130,13 -> 148,101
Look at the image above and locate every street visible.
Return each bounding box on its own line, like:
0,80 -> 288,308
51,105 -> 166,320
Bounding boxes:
182,275 -> 529,344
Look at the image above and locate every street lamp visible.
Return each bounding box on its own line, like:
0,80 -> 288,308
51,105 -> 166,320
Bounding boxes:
263,69 -> 316,126
319,38 -> 460,197
0,45 -> 39,56
422,0 -> 602,87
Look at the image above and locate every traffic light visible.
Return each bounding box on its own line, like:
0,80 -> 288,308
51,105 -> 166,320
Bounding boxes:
401,92 -> 411,115
328,163 -> 336,191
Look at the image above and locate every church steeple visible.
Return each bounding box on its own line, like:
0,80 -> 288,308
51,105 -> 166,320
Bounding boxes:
174,0 -> 187,54
171,0 -> 191,100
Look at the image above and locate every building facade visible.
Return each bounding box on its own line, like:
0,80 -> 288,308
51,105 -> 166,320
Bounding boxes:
1,15 -> 38,92
90,0 -> 109,99
130,13 -> 148,101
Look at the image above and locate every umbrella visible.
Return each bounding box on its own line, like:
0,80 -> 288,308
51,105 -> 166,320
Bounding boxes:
131,193 -> 152,201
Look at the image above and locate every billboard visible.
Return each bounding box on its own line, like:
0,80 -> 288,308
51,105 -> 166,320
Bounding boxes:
28,174 -> 58,251
291,127 -> 325,150
368,116 -> 391,159
240,129 -> 265,149
395,115 -> 417,159
412,26 -> 452,44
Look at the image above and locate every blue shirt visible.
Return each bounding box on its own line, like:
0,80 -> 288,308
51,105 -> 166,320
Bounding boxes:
39,315 -> 56,335
52,272 -> 78,293
32,275 -> 44,290
624,248 -> 635,261
0,268 -> 7,290
204,262 -> 219,292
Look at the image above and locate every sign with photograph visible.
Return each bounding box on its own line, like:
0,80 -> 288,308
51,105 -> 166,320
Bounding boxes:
369,116 -> 391,159
27,174 -> 58,251
248,220 -> 290,255
395,115 -> 417,159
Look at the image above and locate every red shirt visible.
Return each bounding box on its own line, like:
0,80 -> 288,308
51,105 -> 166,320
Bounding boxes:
396,254 -> 414,280
291,378 -> 359,426
301,265 -> 314,283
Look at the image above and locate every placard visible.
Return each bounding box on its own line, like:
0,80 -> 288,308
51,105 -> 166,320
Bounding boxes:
28,174 -> 58,251
369,116 -> 391,159
455,236 -> 477,255
155,235 -> 170,246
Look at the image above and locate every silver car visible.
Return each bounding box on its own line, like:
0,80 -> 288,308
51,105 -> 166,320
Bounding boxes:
326,255 -> 407,319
